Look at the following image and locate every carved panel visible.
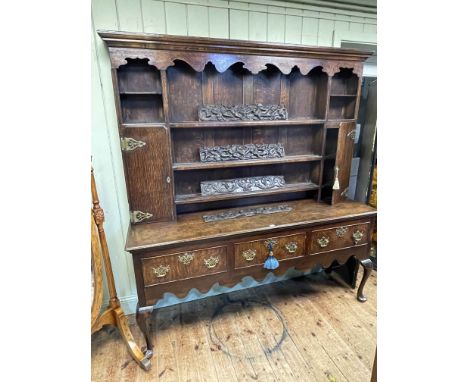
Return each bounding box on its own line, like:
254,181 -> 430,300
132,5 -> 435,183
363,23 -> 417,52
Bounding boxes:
199,104 -> 287,121
202,204 -> 292,223
200,143 -> 285,162
200,175 -> 285,196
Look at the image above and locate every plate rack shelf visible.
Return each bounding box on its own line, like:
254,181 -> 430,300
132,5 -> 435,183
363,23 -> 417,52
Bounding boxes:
102,32 -> 367,224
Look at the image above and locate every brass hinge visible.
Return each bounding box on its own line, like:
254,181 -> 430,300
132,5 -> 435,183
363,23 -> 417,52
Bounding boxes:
120,137 -> 146,152
130,210 -> 153,223
347,129 -> 357,141
332,166 -> 340,190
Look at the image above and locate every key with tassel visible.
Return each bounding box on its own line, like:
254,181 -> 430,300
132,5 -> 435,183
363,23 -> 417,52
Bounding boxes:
263,239 -> 279,270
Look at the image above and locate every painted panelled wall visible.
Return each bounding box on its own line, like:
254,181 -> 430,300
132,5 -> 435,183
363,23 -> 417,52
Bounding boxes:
91,0 -> 376,314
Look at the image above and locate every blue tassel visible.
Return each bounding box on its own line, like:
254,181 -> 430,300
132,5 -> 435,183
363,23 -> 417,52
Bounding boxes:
264,255 -> 279,270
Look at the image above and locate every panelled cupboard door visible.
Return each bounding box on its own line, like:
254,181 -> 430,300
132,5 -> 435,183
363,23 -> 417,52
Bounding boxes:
332,122 -> 356,204
121,126 -> 175,223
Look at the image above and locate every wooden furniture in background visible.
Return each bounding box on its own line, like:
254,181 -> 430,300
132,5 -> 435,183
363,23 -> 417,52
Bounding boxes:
91,168 -> 151,370
98,31 -> 377,359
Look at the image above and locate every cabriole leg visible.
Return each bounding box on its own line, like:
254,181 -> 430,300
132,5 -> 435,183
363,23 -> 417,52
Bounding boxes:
357,258 -> 373,302
136,303 -> 154,358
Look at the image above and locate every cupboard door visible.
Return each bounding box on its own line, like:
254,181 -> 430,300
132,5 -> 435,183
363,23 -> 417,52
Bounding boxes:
332,121 -> 355,204
121,126 -> 175,223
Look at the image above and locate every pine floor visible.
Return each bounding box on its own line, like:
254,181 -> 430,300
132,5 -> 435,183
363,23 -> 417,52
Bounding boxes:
92,268 -> 377,382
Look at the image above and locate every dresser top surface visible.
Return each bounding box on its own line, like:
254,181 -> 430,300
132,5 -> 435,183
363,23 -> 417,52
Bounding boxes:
126,200 -> 376,252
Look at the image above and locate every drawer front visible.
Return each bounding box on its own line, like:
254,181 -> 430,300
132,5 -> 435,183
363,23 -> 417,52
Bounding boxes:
309,222 -> 370,254
234,233 -> 306,269
142,246 -> 227,286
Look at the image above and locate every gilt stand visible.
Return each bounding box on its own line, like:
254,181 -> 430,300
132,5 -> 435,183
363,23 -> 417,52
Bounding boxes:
91,168 -> 152,371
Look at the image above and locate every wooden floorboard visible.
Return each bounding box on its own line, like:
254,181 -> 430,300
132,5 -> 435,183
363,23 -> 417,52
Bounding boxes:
92,268 -> 377,382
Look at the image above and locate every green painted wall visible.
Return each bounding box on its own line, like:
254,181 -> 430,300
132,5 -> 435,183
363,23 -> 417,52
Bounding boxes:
91,0 -> 376,314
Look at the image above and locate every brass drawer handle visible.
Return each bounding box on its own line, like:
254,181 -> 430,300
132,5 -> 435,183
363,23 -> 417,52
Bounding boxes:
152,265 -> 170,278
242,249 -> 257,261
335,227 -> 348,237
178,252 -> 194,265
317,236 -> 330,248
285,241 -> 298,253
204,255 -> 220,269
353,230 -> 364,244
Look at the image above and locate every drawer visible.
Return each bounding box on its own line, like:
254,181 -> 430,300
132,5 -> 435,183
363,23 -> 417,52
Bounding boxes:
309,222 -> 370,254
142,246 -> 227,286
234,233 -> 306,269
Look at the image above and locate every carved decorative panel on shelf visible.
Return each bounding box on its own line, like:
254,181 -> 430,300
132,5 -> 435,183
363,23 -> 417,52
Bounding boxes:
199,104 -> 287,121
200,143 -> 285,162
202,204 -> 292,223
200,175 -> 285,196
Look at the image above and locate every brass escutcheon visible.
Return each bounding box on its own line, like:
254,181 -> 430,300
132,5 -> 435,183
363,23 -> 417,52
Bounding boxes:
152,264 -> 170,278
336,227 -> 348,237
317,236 -> 330,248
242,249 -> 257,261
285,241 -> 298,253
204,256 -> 220,269
353,230 -> 364,244
178,252 -> 194,265
264,239 -> 278,250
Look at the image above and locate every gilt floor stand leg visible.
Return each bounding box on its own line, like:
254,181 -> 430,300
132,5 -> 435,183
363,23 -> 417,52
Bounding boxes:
113,306 -> 152,371
136,303 -> 154,356
357,258 -> 374,302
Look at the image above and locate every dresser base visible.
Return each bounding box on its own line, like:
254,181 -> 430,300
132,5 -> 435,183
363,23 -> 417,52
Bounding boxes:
127,200 -> 376,366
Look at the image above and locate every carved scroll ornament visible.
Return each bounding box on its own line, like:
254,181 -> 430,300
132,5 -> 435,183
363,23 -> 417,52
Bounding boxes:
109,48 -> 363,77
200,143 -> 285,162
200,175 -> 285,196
202,204 -> 292,223
199,104 -> 287,122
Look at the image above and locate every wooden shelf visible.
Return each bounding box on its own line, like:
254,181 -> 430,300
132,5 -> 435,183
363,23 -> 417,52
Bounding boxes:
173,154 -> 322,171
326,118 -> 356,123
175,182 -> 320,205
122,122 -> 167,128
119,91 -> 162,95
169,119 -> 326,129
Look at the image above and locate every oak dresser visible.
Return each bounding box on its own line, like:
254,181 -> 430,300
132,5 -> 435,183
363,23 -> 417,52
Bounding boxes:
98,31 -> 377,366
